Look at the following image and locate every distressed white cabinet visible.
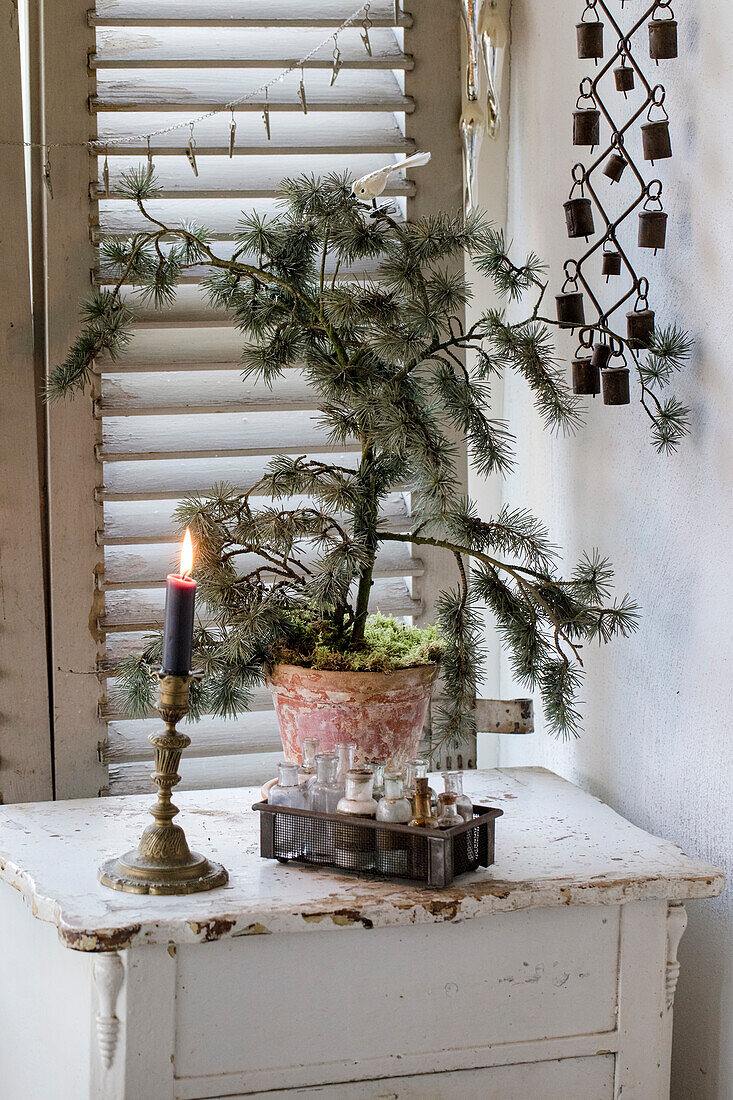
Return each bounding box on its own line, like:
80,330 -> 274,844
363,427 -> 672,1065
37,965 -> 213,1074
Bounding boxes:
0,768 -> 723,1100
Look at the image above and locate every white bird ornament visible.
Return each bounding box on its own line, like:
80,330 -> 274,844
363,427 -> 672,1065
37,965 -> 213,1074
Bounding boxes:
351,151 -> 432,205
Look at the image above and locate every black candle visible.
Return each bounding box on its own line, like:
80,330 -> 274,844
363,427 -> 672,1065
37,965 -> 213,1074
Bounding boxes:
161,530 -> 196,676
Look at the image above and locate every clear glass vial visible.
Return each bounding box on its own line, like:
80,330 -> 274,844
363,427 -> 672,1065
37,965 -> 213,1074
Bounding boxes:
335,769 -> 377,870
335,741 -> 356,797
269,761 -> 307,809
437,792 -> 463,829
298,737 -> 320,788
306,753 -> 339,861
409,777 -> 440,828
310,753 -> 341,814
376,773 -> 412,823
376,773 -> 412,875
442,771 -> 473,821
367,759 -> 386,801
336,769 -> 378,817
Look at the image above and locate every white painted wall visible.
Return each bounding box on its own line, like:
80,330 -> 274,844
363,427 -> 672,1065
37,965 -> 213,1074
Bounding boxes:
475,2 -> 732,1096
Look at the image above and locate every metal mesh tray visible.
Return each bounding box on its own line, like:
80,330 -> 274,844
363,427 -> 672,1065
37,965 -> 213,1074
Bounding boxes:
253,801 -> 502,888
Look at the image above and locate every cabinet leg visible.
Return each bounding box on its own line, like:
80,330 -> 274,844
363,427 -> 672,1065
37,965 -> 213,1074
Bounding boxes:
93,953 -> 124,1071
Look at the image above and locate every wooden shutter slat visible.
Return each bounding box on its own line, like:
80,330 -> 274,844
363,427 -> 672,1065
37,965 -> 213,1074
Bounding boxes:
96,450 -> 361,501
100,683 -> 274,720
91,28 -> 411,69
92,0 -> 409,30
91,70 -> 413,112
98,493 -> 411,545
102,543 -> 422,590
100,578 -> 423,635
107,751 -> 283,795
103,711 -> 282,764
97,369 -> 316,416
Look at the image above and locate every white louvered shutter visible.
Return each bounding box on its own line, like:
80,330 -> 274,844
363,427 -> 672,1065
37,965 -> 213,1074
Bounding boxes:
72,0 -> 464,794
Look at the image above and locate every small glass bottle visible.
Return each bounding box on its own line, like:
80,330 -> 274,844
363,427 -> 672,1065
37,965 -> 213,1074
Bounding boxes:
409,777 -> 440,828
405,759 -> 437,812
335,741 -> 356,798
335,769 -> 377,870
367,759 -> 386,801
376,773 -> 412,823
310,753 -> 340,814
442,771 -> 473,822
437,792 -> 463,829
306,753 -> 339,861
298,736 -> 320,803
376,773 -> 412,875
269,761 -> 307,809
336,769 -> 378,817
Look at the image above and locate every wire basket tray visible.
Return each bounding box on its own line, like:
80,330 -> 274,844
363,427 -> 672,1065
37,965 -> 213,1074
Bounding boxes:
253,802 -> 502,888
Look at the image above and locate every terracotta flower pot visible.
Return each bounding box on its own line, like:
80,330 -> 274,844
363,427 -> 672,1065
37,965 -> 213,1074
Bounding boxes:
266,663 -> 439,770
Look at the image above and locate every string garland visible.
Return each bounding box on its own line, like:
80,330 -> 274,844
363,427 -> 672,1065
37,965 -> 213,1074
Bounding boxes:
4,2 -> 374,155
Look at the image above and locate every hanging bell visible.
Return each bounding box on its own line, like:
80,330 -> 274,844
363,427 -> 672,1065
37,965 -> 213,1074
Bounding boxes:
602,248 -> 622,278
649,15 -> 678,61
556,290 -> 586,328
572,354 -> 600,396
626,307 -> 656,348
564,197 -> 595,239
614,64 -> 635,93
576,20 -> 604,61
592,343 -> 614,371
641,119 -> 672,162
601,366 -> 631,405
603,151 -> 627,184
573,108 -> 600,148
639,209 -> 668,251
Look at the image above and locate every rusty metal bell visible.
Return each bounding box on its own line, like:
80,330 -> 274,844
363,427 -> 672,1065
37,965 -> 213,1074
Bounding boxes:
576,20 -> 604,61
614,64 -> 635,93
573,108 -> 600,148
572,354 -> 600,396
603,151 -> 627,184
641,119 -> 672,162
601,366 -> 631,405
602,248 -> 621,278
556,291 -> 586,328
626,307 -> 656,347
639,209 -> 668,251
649,17 -> 678,61
592,343 -> 614,371
564,197 -> 595,239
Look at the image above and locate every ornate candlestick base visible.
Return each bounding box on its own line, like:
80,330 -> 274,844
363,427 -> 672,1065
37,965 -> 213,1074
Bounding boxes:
99,672 -> 228,895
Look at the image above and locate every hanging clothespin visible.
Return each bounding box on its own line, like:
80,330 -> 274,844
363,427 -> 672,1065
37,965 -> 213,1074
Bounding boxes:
361,4 -> 373,57
43,150 -> 53,199
393,1 -> 402,23
229,107 -> 237,158
330,35 -> 342,86
186,123 -> 199,176
262,87 -> 271,141
103,145 -> 110,197
298,66 -> 308,114
147,136 -> 153,173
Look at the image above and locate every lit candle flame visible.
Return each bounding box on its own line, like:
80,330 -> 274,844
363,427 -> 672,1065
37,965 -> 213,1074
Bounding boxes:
180,528 -> 194,579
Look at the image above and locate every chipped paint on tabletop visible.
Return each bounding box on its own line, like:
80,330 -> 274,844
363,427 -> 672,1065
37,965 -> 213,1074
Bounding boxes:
0,768 -> 723,952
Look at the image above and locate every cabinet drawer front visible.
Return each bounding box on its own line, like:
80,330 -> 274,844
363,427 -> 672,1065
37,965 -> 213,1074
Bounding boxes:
175,905 -> 619,1088
191,1055 -> 616,1099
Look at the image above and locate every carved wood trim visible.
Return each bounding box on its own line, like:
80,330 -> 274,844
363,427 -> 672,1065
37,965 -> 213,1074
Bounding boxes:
665,902 -> 687,1009
93,952 -> 124,1069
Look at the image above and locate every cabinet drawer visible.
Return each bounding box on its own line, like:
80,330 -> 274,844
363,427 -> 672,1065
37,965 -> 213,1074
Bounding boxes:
193,1055 -> 616,1099
174,906 -> 619,1092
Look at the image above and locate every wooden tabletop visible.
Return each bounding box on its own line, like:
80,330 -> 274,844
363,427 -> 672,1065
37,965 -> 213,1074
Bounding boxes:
0,767 -> 723,952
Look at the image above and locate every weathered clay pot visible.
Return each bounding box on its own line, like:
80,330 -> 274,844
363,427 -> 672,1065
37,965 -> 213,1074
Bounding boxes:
266,663 -> 438,770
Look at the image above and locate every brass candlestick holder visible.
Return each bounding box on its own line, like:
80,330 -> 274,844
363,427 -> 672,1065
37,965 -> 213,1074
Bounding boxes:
99,671 -> 228,895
